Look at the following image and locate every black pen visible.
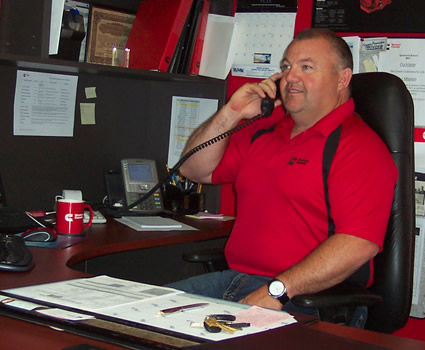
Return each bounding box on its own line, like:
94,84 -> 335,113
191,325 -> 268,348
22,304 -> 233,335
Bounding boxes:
158,302 -> 209,316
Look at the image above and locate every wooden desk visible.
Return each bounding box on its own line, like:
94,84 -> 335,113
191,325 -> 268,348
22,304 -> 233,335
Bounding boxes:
1,218 -> 425,350
0,217 -> 232,290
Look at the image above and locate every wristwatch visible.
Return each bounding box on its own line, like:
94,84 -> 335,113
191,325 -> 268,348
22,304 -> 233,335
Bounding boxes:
268,278 -> 289,305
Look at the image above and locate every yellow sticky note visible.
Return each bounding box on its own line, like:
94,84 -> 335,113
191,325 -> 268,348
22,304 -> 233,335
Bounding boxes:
80,103 -> 96,125
85,87 -> 97,99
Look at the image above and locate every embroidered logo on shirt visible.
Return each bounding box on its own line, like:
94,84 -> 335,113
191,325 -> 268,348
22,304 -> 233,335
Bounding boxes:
288,157 -> 309,165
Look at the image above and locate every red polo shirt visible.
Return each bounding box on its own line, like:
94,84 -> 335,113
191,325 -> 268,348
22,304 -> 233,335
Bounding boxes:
212,99 -> 397,285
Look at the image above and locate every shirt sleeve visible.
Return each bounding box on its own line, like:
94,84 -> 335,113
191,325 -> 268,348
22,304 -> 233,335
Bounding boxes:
211,130 -> 249,184
328,118 -> 398,250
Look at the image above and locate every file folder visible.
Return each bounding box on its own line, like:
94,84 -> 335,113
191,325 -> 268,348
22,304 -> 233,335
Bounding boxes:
126,0 -> 193,72
169,0 -> 204,74
189,0 -> 210,75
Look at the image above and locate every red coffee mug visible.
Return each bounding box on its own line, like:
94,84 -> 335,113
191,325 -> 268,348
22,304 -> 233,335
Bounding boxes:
56,199 -> 93,235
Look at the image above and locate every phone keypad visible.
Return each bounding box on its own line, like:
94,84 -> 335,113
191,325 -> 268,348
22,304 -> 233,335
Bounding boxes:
129,192 -> 162,211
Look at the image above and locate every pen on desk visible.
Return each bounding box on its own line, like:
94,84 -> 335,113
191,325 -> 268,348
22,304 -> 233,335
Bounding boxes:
158,302 -> 209,316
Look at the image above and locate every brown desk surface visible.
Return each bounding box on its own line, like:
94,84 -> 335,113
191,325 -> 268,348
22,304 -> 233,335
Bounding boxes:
0,216 -> 232,290
1,217 -> 424,350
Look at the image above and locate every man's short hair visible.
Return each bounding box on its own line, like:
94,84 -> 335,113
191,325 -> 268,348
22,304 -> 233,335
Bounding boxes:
292,28 -> 353,71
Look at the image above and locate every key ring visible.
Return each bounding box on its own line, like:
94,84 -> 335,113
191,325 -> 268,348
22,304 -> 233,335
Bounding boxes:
203,314 -> 250,334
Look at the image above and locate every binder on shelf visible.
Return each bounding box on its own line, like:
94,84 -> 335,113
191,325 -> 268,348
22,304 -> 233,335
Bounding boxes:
189,0 -> 210,75
167,0 -> 203,74
126,0 -> 193,72
171,0 -> 205,74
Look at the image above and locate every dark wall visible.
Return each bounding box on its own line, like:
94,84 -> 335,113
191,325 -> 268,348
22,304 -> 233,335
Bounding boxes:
0,58 -> 226,212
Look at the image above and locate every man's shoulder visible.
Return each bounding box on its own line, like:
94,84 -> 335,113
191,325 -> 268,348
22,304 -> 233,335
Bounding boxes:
337,114 -> 395,167
340,114 -> 385,145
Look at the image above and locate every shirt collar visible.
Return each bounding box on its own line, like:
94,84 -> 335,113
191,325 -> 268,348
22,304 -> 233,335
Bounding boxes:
312,98 -> 355,137
278,98 -> 355,138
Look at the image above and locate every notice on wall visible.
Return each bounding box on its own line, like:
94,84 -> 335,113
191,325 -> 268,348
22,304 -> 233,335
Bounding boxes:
167,96 -> 218,168
377,39 -> 425,127
13,70 -> 78,137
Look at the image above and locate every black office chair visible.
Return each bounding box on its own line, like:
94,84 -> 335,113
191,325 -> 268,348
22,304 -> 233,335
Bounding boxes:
183,72 -> 415,333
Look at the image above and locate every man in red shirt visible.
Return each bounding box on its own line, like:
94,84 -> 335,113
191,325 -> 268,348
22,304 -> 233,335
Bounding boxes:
169,28 -> 397,327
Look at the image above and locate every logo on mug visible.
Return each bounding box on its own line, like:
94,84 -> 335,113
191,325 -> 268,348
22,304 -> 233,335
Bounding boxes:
65,213 -> 84,222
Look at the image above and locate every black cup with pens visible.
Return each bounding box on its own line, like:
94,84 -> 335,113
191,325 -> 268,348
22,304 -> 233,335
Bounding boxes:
162,176 -> 204,215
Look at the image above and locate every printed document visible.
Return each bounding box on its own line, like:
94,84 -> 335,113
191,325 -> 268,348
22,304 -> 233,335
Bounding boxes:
377,38 -> 425,126
168,96 -> 218,168
14,70 -> 78,137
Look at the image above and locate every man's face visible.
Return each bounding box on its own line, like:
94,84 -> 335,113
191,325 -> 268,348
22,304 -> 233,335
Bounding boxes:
280,37 -> 346,120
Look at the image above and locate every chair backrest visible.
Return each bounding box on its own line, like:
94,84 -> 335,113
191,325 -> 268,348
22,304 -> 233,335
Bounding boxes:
351,72 -> 415,333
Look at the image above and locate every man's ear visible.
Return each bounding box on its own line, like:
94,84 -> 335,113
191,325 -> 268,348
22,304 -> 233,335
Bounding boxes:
338,68 -> 353,91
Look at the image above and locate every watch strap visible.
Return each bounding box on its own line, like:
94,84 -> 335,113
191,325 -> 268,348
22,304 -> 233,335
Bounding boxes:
277,294 -> 289,305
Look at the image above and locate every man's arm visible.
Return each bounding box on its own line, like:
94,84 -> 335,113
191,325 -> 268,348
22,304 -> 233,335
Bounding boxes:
178,104 -> 240,184
179,75 -> 283,183
239,233 -> 379,310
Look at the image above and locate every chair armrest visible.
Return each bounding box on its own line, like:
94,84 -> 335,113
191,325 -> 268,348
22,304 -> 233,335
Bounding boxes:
183,248 -> 225,263
182,248 -> 227,272
291,282 -> 383,309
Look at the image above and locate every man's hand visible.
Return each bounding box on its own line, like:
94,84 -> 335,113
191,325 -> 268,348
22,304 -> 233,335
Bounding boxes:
226,73 -> 283,121
238,285 -> 283,310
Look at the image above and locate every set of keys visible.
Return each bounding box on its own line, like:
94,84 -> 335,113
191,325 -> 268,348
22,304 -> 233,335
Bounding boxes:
203,314 -> 250,334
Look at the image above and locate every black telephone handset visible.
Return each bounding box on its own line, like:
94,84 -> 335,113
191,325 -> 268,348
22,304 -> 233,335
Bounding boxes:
261,78 -> 281,117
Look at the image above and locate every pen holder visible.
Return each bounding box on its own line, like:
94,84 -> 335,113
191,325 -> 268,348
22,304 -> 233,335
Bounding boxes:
163,184 -> 204,215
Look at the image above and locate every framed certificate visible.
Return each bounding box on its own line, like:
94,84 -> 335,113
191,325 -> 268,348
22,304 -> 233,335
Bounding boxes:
86,6 -> 135,65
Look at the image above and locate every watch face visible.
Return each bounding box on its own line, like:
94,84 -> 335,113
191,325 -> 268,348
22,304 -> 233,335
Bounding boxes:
269,280 -> 285,297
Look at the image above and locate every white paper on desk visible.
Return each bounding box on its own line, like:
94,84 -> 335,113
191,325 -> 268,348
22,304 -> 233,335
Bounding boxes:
99,293 -> 297,342
36,308 -> 95,321
2,275 -> 180,312
0,297 -> 42,311
2,276 -> 297,342
116,216 -> 198,231
231,12 -> 295,79
13,70 -> 78,137
199,14 -> 239,80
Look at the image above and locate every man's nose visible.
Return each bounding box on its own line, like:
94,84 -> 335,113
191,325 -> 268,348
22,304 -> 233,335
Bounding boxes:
285,67 -> 300,82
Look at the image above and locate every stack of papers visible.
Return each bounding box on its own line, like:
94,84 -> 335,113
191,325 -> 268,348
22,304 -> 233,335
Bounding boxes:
186,212 -> 235,221
1,275 -> 297,342
116,216 -> 198,231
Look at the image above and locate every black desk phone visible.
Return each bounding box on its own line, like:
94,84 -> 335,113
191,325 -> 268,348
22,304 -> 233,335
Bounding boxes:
121,159 -> 164,213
